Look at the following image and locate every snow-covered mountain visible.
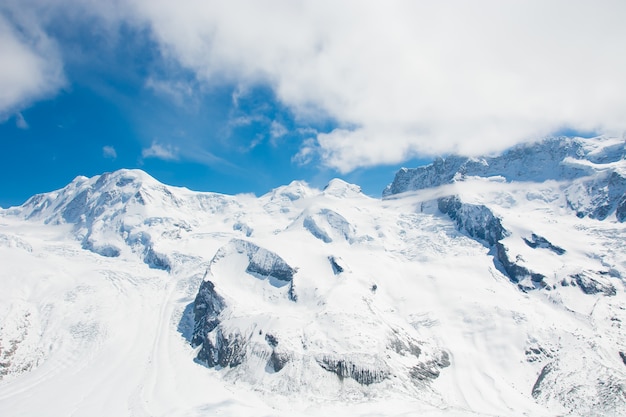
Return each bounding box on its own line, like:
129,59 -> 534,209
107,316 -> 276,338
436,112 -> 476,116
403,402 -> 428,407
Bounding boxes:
1,136 -> 625,416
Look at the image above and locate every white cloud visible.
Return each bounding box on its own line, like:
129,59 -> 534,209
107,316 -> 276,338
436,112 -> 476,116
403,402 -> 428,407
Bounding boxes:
126,0 -> 626,171
102,145 -> 117,159
142,141 -> 178,160
0,13 -> 65,119
4,1 -> 626,172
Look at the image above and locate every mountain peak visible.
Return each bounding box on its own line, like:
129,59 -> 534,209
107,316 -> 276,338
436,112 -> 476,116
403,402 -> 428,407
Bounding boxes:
323,178 -> 362,197
263,180 -> 316,202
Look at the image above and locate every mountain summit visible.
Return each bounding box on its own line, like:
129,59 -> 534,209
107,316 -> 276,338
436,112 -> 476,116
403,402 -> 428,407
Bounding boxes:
1,137 -> 625,416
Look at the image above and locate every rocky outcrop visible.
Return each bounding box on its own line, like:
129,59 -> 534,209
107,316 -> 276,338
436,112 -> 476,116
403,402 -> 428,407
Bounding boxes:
437,196 -> 507,246
218,239 -> 296,283
191,280 -> 226,348
523,234 -> 566,255
328,256 -> 344,275
197,329 -> 246,368
566,170 -> 626,222
571,272 -> 616,296
495,243 -> 545,286
316,355 -> 389,385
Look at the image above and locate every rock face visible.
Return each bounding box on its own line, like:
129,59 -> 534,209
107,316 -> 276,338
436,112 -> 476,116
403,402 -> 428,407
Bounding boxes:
523,234 -> 566,255
437,196 -> 507,246
191,280 -> 225,348
222,239 -> 296,283
316,356 -> 389,385
495,242 -> 545,286
571,271 -> 616,296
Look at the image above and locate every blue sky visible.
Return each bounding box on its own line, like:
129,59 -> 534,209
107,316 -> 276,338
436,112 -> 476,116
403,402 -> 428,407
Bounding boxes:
0,18 -> 427,207
1,1 -> 625,208
1,79 -> 423,207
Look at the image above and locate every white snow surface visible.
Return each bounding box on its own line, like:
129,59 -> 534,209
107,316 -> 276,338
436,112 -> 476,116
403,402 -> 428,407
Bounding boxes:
1,137 -> 625,417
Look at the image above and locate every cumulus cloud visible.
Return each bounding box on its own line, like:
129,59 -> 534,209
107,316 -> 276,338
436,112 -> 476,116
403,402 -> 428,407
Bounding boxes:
102,145 -> 117,159
127,0 -> 626,171
142,141 -> 178,160
0,13 -> 65,119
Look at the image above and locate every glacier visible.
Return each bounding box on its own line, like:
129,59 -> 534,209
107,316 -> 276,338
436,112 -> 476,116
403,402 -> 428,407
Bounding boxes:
0,135 -> 625,416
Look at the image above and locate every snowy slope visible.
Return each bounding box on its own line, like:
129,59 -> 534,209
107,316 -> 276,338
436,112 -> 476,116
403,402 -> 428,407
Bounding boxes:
0,137 -> 625,416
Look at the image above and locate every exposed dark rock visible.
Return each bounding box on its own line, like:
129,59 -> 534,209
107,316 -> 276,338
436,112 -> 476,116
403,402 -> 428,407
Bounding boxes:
316,356 -> 388,385
389,338 -> 421,358
191,280 -> 226,347
288,281 -> 298,302
525,345 -> 553,363
143,246 -> 170,271
223,239 -> 295,282
619,352 -> 626,366
409,352 -> 450,382
328,256 -> 344,275
572,272 -> 616,296
197,329 -> 246,368
410,363 -> 439,380
232,221 -> 253,237
566,171 -> 626,221
438,196 -> 507,246
495,243 -> 545,285
532,364 -> 552,398
617,195 -> 626,222
265,333 -> 278,348
268,350 -> 289,372
523,233 -> 566,255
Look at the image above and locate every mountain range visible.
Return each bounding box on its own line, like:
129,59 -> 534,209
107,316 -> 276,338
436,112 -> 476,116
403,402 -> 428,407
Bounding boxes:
1,135 -> 625,416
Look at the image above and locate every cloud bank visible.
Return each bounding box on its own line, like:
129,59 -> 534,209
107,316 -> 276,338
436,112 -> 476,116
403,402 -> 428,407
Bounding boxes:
3,0 -> 626,172
127,0 -> 626,171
